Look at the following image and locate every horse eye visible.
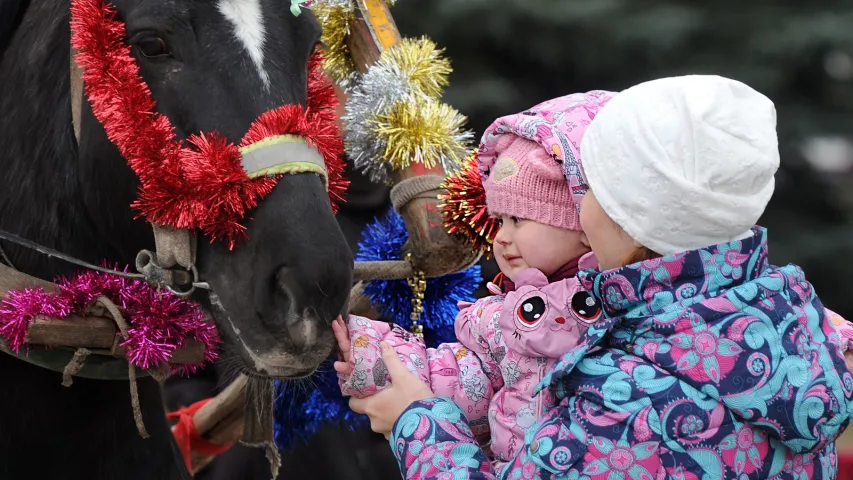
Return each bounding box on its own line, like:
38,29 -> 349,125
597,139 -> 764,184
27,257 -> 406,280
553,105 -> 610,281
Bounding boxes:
135,36 -> 169,58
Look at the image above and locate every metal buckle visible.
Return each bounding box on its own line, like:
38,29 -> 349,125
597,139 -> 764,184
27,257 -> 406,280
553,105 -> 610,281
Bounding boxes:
134,250 -> 209,297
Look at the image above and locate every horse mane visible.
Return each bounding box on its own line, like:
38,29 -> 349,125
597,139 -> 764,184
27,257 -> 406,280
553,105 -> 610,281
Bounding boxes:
0,0 -> 121,278
0,0 -> 29,59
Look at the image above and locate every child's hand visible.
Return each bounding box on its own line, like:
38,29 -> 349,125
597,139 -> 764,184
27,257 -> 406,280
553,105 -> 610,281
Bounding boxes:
332,316 -> 353,377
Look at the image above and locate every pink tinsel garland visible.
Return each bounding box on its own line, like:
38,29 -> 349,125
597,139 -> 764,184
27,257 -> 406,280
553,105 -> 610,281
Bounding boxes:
0,266 -> 219,374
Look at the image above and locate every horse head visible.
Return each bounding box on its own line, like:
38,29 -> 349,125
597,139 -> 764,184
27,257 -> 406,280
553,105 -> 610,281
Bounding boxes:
72,0 -> 354,379
0,0 -> 353,475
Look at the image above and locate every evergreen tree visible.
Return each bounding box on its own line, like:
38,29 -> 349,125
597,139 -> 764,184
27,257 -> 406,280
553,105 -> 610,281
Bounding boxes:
394,0 -> 853,316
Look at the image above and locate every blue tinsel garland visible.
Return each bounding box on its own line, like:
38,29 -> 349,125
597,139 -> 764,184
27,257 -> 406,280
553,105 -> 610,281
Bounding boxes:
273,359 -> 368,449
272,209 -> 482,450
356,209 -> 482,345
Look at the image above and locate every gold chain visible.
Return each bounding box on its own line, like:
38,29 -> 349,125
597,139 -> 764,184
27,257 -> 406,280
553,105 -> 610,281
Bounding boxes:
406,253 -> 426,338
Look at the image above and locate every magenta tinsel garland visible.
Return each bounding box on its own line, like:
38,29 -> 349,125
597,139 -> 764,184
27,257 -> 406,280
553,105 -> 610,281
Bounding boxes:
0,265 -> 219,374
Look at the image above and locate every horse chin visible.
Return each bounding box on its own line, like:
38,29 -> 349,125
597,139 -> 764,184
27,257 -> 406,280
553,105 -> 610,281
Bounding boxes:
233,346 -> 332,380
204,291 -> 337,380
228,324 -> 336,380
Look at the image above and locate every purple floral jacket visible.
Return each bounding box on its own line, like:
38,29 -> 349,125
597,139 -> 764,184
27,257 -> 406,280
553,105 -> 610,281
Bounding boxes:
389,227 -> 853,479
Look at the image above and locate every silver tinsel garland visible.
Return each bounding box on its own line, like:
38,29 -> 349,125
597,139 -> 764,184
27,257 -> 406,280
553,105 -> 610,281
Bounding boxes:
342,58 -> 472,182
342,66 -> 414,182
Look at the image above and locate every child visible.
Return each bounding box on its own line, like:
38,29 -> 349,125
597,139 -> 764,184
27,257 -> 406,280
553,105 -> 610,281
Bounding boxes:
333,91 -> 616,462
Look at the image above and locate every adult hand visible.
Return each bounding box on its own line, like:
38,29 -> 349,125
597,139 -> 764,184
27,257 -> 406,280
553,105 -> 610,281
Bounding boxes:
349,341 -> 435,437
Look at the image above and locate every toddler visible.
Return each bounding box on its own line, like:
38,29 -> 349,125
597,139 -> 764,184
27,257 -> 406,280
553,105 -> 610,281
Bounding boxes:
334,91 -> 615,462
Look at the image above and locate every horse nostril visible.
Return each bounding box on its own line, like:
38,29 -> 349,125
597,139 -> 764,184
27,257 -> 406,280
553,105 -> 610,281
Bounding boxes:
274,267 -> 327,353
287,314 -> 319,353
275,269 -> 299,322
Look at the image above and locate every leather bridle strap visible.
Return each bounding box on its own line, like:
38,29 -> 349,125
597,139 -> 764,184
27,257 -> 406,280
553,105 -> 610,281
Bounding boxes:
69,50 -> 200,292
134,225 -> 201,297
70,46 -> 83,144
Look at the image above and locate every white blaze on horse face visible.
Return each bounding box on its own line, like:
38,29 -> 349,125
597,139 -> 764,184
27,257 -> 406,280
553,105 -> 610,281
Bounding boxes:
217,0 -> 271,89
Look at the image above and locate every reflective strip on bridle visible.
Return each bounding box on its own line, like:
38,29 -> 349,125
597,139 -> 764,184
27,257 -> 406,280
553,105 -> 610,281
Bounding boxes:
239,135 -> 328,185
70,46 -> 83,144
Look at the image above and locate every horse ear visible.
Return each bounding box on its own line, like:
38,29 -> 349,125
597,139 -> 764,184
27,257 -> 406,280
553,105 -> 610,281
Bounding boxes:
0,0 -> 29,60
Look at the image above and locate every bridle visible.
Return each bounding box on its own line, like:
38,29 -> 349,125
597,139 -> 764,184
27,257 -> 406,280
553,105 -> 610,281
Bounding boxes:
0,0 -> 347,454
0,228 -> 208,296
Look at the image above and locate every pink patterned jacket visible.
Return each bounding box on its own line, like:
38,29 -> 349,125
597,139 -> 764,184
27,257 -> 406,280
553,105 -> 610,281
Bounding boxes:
339,256 -> 602,462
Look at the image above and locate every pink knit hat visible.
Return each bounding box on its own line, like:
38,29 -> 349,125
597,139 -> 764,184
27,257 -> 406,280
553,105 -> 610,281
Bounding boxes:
484,134 -> 580,230
478,90 -> 617,232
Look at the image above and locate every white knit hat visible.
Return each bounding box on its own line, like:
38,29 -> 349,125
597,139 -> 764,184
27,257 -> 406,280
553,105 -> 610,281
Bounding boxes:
580,75 -> 780,255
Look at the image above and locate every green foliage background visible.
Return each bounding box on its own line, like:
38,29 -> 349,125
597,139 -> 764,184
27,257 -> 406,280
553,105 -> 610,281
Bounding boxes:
393,0 -> 853,316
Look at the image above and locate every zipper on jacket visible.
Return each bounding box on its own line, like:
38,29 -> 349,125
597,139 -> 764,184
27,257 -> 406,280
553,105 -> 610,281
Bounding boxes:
535,360 -> 547,417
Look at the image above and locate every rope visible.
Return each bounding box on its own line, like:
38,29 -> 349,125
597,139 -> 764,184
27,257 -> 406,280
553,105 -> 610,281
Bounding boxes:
95,295 -> 149,439
168,398 -> 234,473
347,282 -> 374,316
54,296 -> 149,437
389,174 -> 445,213
61,348 -> 91,387
127,361 -> 148,438
242,376 -> 281,479
352,260 -> 412,282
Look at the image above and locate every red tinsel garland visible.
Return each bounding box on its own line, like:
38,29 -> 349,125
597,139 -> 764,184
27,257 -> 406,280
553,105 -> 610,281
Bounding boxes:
70,0 -> 348,249
0,266 -> 220,374
439,150 -> 497,257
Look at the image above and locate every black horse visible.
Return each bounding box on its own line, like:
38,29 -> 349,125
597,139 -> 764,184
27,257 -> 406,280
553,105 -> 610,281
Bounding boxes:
162,163 -> 405,480
0,0 -> 353,478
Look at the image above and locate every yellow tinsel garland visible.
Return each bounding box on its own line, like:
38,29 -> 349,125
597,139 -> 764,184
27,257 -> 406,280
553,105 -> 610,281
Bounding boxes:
375,37 -> 451,99
371,96 -> 471,172
312,2 -> 356,85
312,0 -> 487,257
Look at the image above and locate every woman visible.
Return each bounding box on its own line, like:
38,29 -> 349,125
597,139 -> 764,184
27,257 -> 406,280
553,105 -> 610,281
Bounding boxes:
349,75 -> 853,479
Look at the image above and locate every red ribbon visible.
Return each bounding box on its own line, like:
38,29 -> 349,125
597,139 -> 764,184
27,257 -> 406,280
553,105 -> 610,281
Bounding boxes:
168,398 -> 234,473
840,453 -> 853,480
